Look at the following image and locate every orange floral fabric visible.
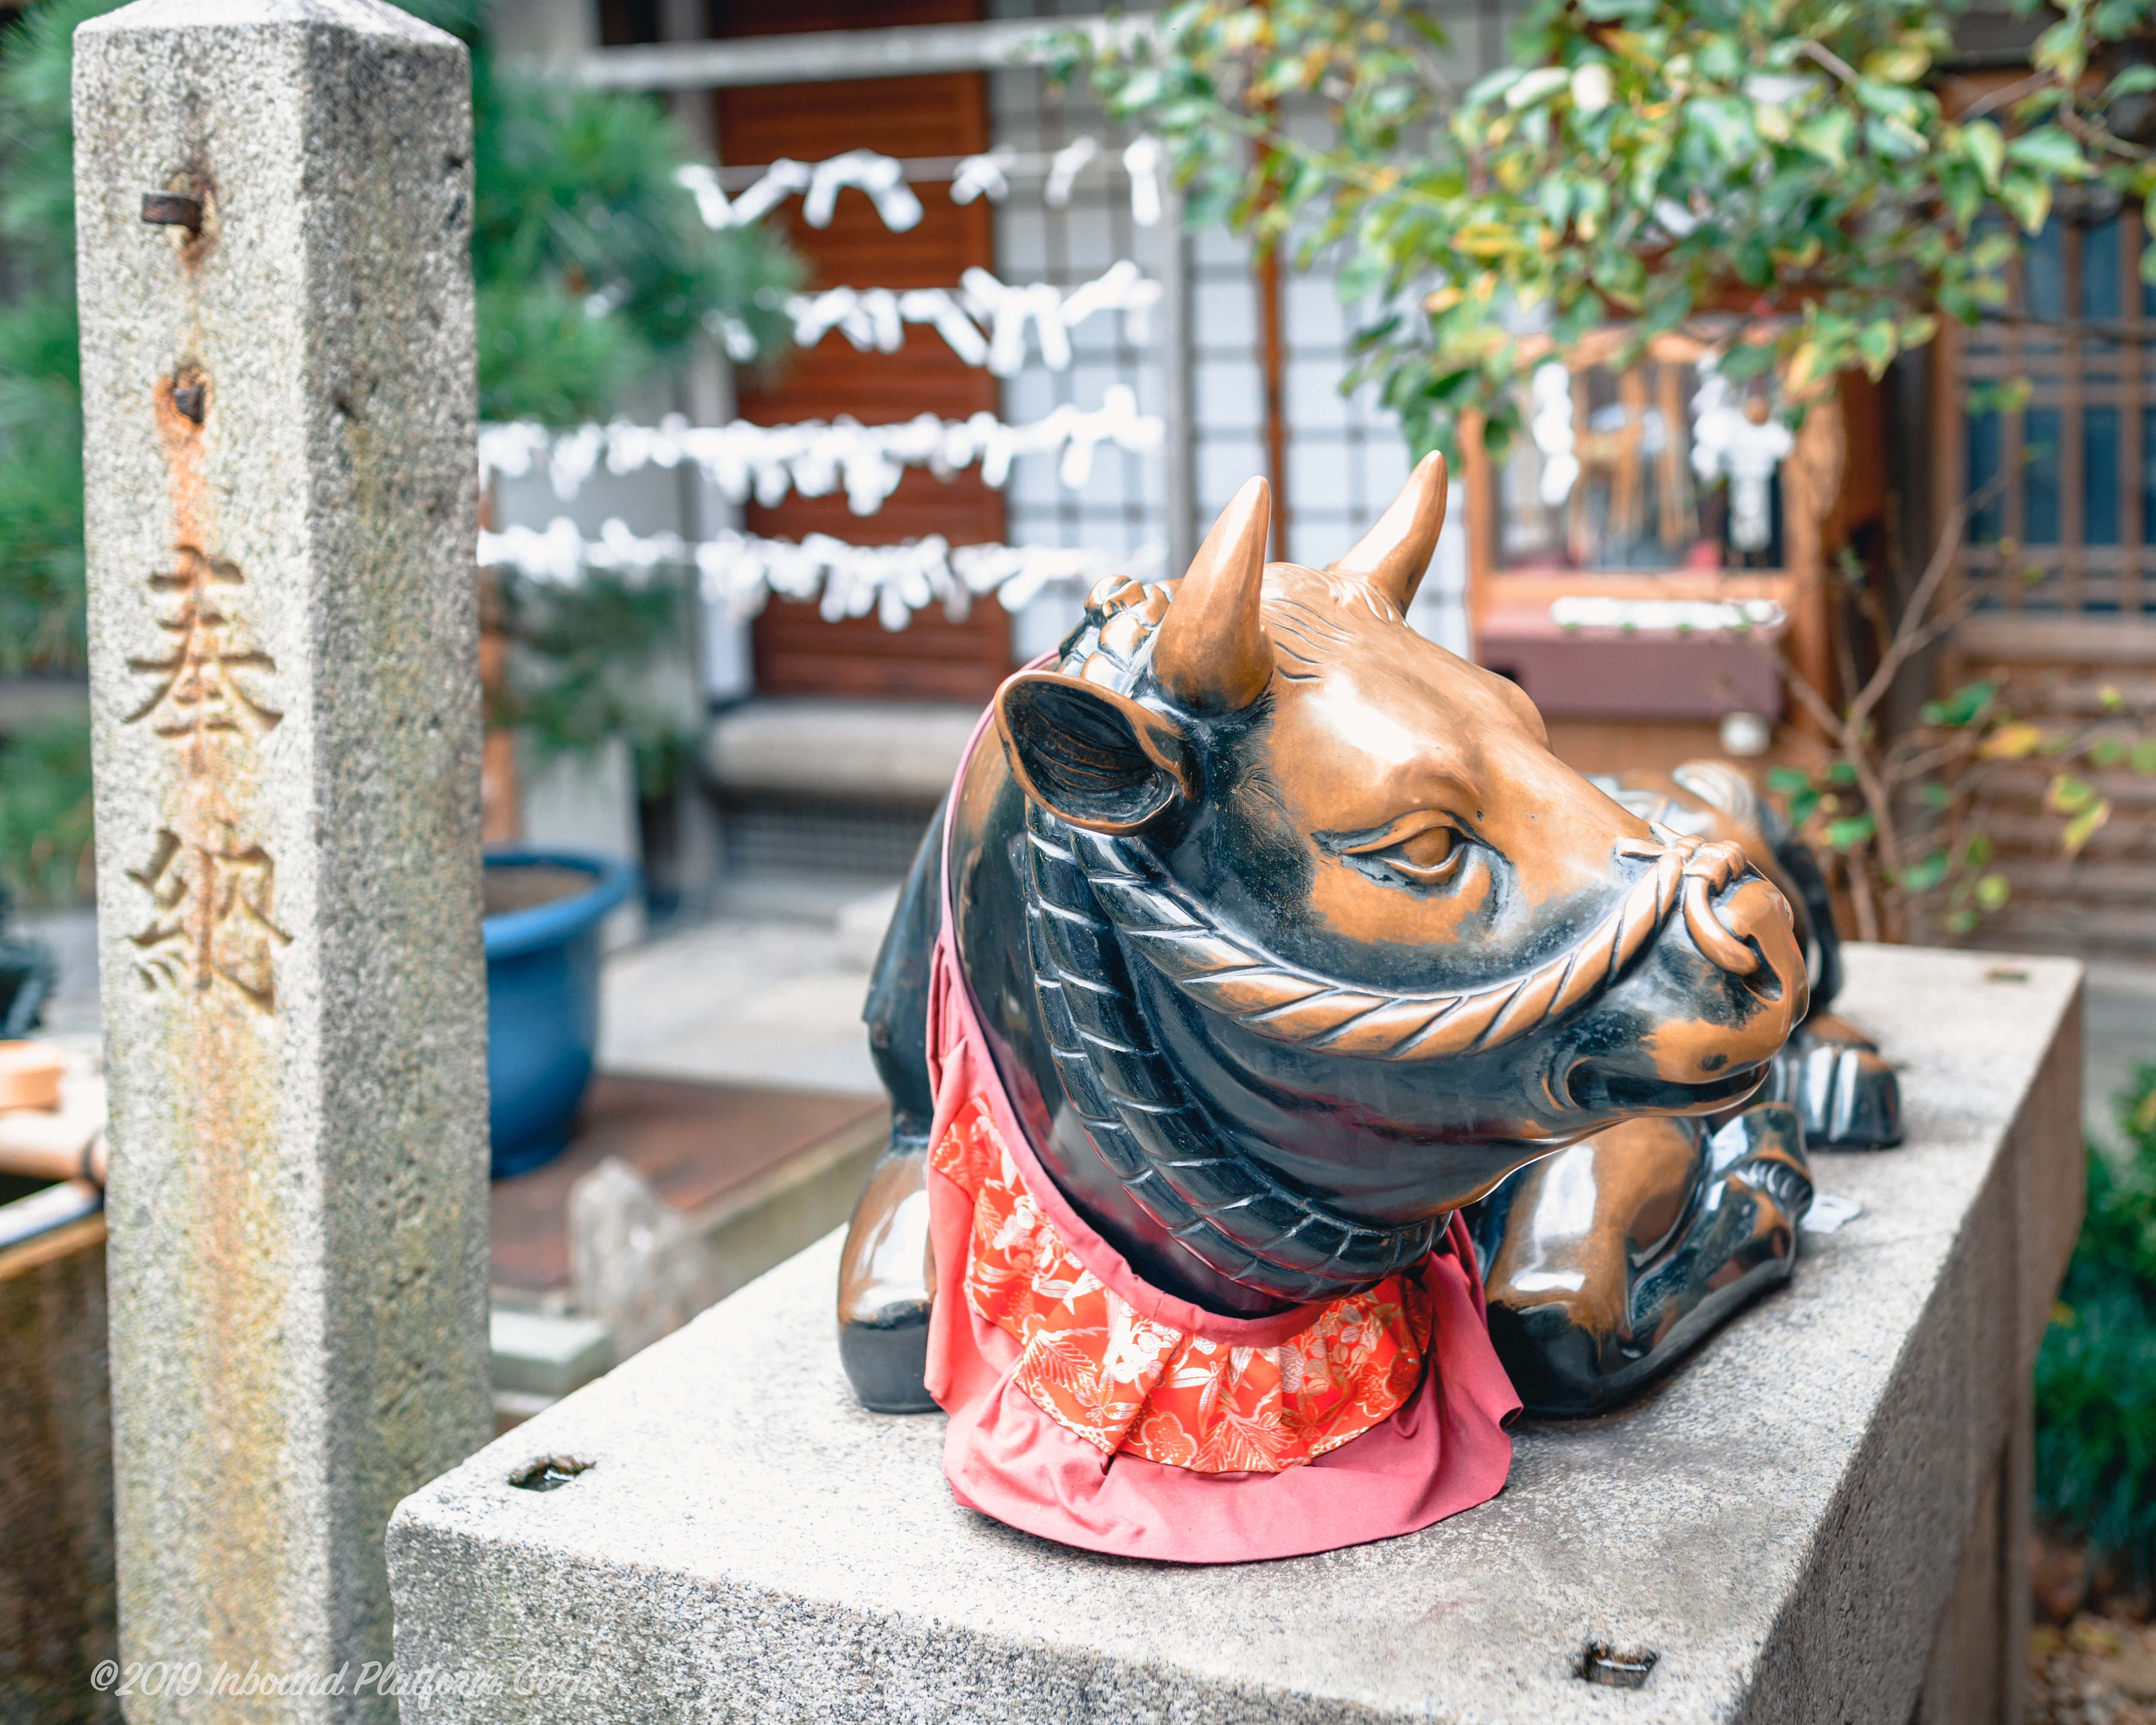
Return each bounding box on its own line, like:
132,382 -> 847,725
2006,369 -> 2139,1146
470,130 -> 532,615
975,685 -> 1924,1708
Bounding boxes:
929,1093 -> 1434,1475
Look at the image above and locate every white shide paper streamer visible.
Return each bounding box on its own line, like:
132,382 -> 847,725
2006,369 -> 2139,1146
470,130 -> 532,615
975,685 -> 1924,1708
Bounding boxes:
480,518 -> 1161,632
780,262 -> 1159,375
1525,354 -> 1794,555
1690,359 -> 1794,553
479,386 -> 1163,517
676,135 -> 1166,235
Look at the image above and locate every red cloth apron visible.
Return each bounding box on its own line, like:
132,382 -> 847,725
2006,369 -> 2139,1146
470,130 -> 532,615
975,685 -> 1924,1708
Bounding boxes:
919,705 -> 1519,1563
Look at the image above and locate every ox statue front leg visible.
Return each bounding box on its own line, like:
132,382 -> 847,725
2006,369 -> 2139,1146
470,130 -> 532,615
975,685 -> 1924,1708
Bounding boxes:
1465,762 -> 1888,1414
836,807 -> 945,1413
1469,1104 -> 1813,1415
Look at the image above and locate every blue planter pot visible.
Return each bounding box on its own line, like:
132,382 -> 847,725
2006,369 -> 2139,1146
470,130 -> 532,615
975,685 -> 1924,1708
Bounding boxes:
483,851 -> 637,1180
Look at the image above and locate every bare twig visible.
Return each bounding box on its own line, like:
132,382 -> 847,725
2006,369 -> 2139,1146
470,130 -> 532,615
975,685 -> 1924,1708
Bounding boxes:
1959,70 -> 2053,122
1769,640 -> 1850,745
1796,39 -> 1863,85
1845,852 -> 1882,942
1754,464 -> 2013,940
1885,733 -> 1979,789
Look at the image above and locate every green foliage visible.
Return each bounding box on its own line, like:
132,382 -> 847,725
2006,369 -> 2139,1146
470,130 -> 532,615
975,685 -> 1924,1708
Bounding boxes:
2036,1065 -> 2156,1582
0,718 -> 93,909
0,0 -> 109,677
1921,679 -> 2000,729
501,572 -> 704,792
469,61 -> 798,424
1766,661 -> 2154,939
1069,0 -> 2156,454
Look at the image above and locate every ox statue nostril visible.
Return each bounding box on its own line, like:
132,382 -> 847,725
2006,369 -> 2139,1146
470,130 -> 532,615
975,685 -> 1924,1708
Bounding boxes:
1712,877 -> 1809,1018
1683,874 -> 1759,978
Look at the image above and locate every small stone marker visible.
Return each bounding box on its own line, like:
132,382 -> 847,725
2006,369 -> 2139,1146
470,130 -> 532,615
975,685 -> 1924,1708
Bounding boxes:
73,0 -> 488,1713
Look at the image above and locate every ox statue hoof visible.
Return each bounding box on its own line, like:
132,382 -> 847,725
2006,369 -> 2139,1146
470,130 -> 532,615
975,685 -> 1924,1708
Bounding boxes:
836,1138 -> 938,1414
1768,1013 -> 1903,1149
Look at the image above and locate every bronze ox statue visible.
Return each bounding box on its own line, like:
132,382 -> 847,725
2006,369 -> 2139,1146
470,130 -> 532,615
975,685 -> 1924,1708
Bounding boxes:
839,457 -> 1901,1425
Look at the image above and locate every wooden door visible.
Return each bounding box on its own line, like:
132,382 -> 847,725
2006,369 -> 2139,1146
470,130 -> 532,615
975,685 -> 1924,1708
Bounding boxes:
715,0 -> 1012,703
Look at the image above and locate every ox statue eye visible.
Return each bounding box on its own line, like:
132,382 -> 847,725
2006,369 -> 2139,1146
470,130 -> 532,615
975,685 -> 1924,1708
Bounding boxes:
1341,816 -> 1468,887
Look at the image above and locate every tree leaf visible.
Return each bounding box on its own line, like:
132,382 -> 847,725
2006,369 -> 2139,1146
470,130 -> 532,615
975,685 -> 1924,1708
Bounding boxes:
1961,119 -> 2006,192
1980,721 -> 2046,759
2063,800 -> 2112,856
1452,222 -> 1520,258
2006,126 -> 2092,180
1901,849 -> 1950,893
2047,773 -> 2098,814
2000,174 -> 2054,235
1794,108 -> 1854,168
1863,43 -> 1932,84
1504,67 -> 1573,111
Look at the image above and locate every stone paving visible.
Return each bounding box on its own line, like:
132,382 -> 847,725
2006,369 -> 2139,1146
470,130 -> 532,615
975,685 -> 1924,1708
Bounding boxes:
593,884 -> 889,1097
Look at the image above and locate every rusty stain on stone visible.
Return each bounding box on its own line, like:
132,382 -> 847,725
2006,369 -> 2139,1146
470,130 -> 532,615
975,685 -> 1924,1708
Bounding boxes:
148,345 -> 290,1683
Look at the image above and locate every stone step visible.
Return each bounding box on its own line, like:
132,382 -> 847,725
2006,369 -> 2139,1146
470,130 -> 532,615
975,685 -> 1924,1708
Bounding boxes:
486,1074 -> 888,1430
704,696 -> 981,807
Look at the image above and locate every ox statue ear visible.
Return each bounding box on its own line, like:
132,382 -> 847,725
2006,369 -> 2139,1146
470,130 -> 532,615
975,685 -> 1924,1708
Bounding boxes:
1151,475 -> 1273,713
1328,451 -> 1448,611
995,670 -> 1193,835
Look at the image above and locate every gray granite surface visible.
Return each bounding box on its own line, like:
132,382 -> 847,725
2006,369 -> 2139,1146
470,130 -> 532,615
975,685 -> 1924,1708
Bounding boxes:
389,946 -> 2082,1723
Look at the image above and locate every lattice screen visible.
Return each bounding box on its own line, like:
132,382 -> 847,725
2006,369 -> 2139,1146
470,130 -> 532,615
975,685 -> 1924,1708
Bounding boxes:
986,0 -> 1501,660
1955,208 -> 2156,616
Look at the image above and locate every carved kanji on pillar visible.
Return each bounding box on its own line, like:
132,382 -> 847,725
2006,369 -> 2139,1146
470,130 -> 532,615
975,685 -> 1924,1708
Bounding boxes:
125,828 -> 288,1008
123,543 -> 282,740
121,536 -> 288,1009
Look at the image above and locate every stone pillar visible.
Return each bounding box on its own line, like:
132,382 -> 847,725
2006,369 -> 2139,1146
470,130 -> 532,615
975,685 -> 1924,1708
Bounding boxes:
72,3 -> 490,1716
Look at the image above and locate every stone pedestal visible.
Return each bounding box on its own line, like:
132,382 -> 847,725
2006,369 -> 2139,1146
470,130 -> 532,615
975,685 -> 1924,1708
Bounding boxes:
388,947 -> 2082,1724
73,3 -> 488,1714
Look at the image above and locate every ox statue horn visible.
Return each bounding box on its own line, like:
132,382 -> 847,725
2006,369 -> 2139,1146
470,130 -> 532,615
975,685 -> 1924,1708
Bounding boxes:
1151,475 -> 1272,713
1329,450 -> 1448,610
